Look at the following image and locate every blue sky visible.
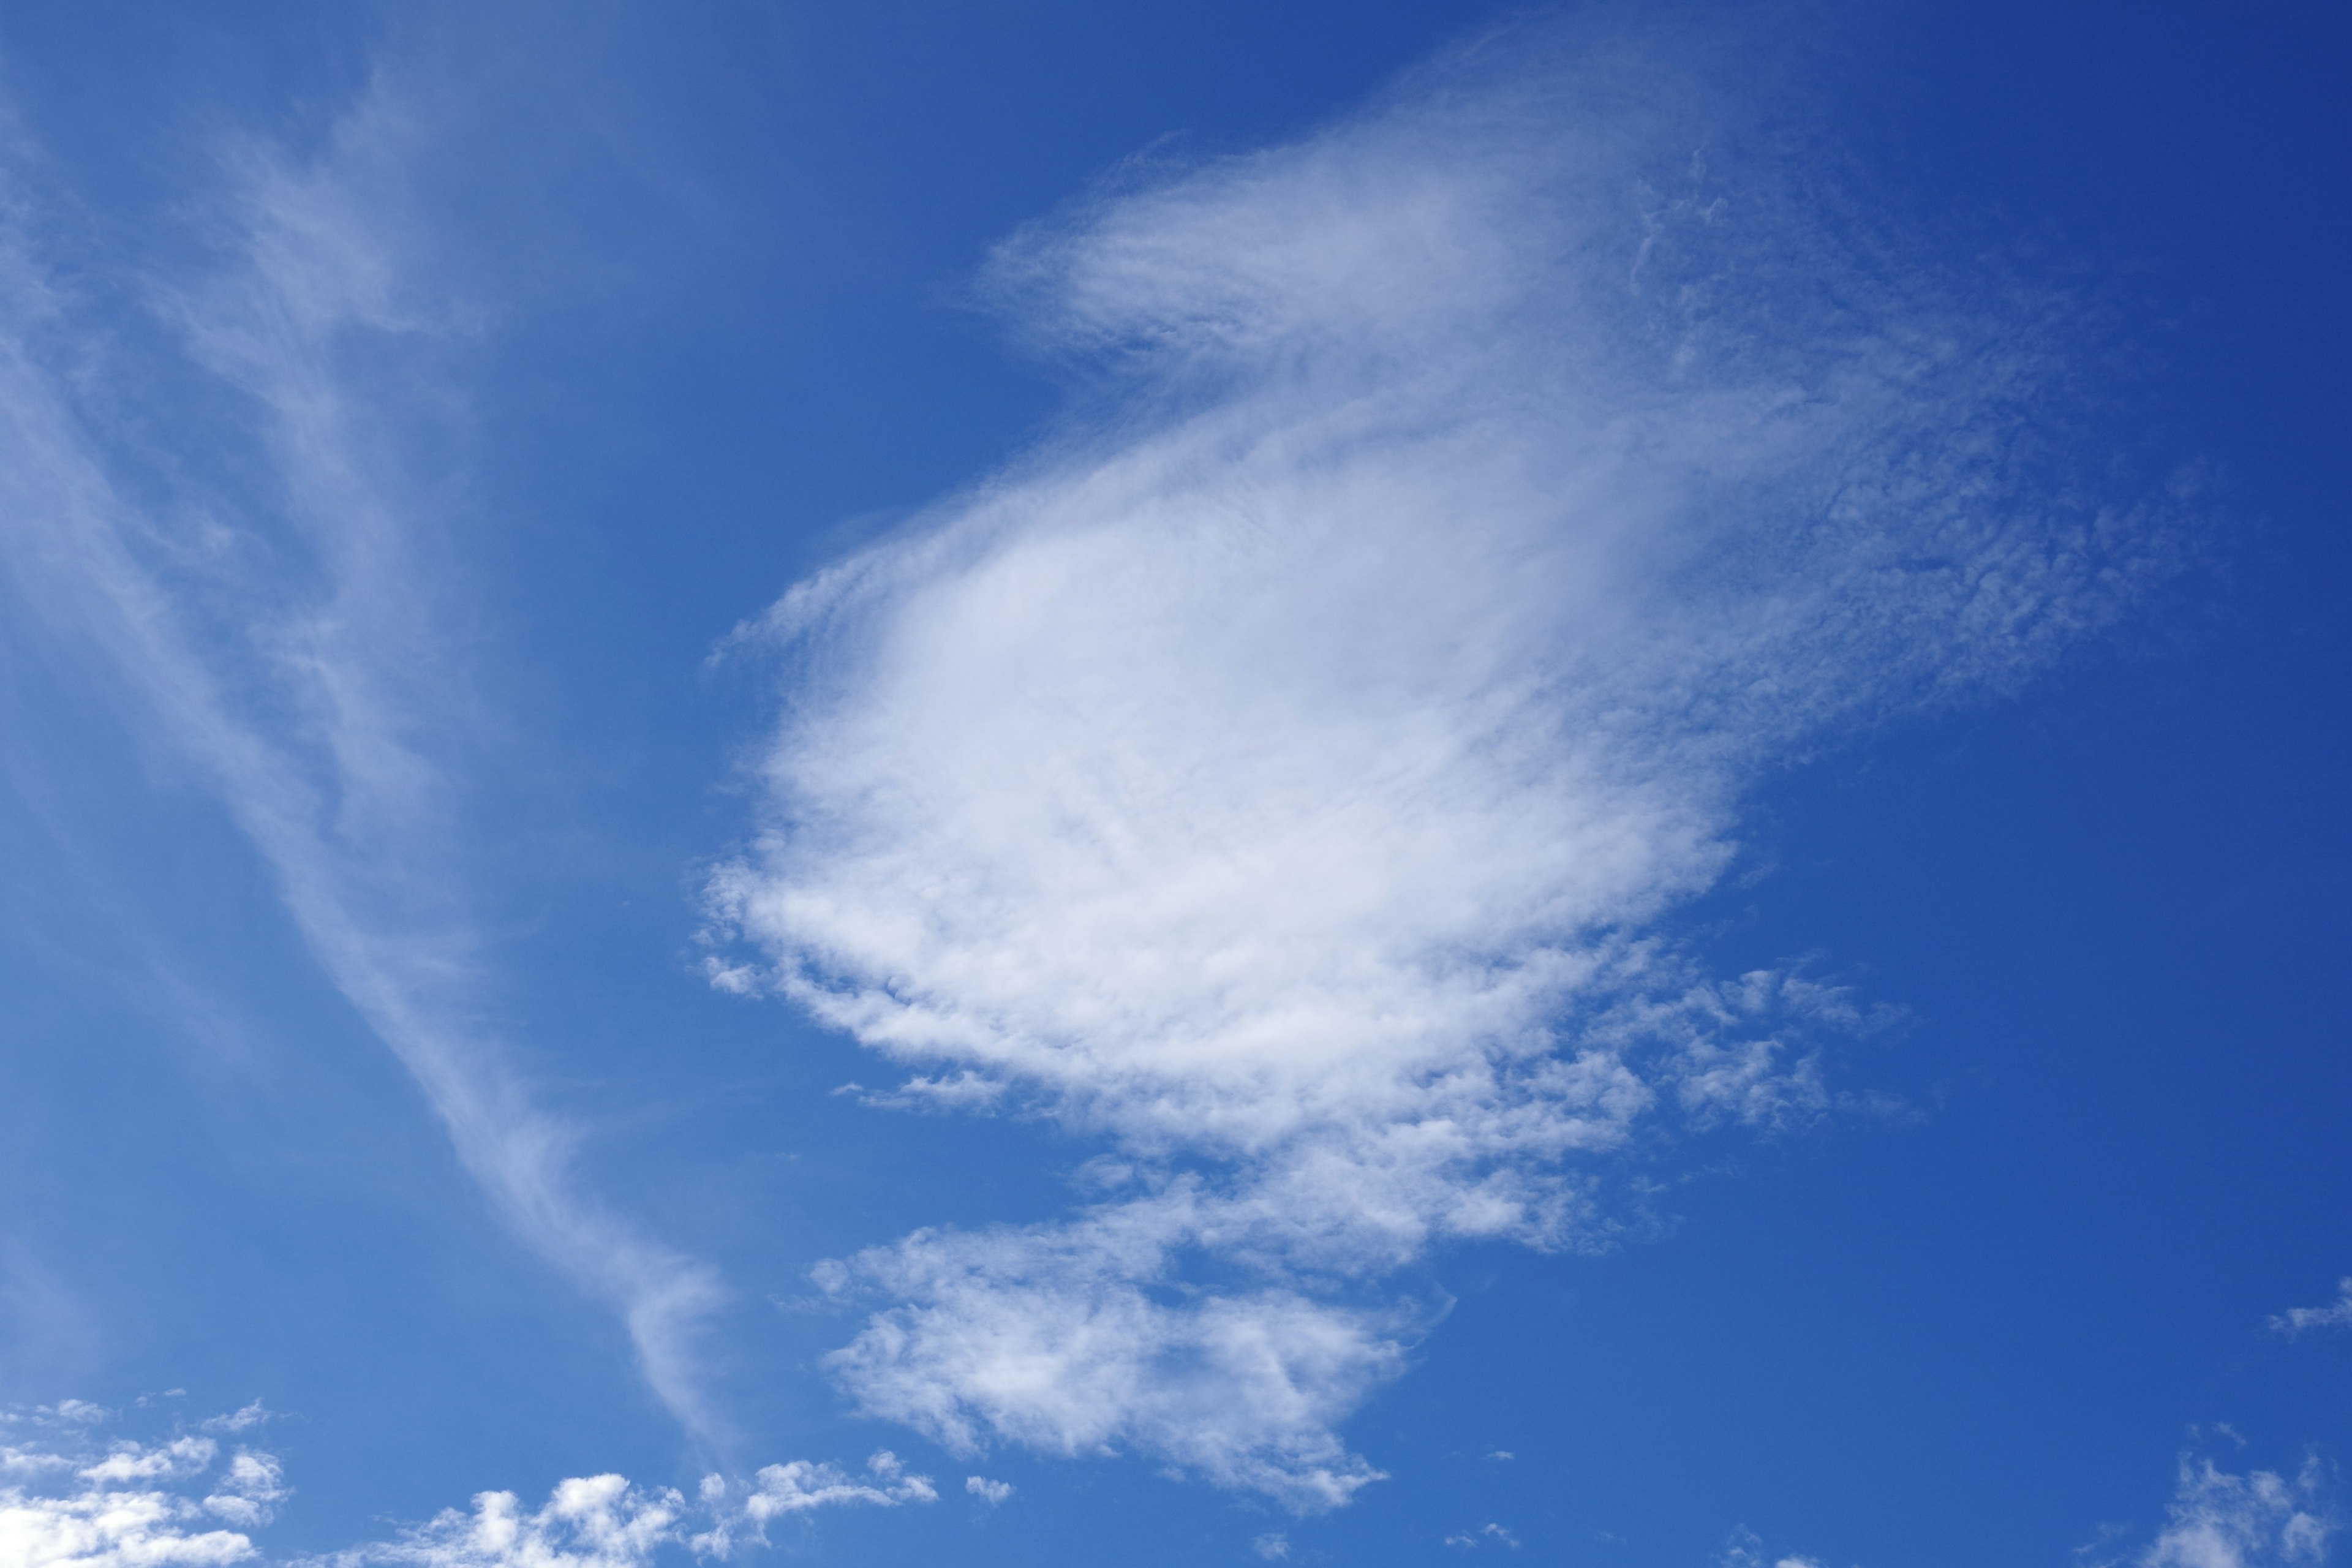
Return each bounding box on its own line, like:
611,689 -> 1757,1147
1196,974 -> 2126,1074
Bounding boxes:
1,3 -> 2346,1566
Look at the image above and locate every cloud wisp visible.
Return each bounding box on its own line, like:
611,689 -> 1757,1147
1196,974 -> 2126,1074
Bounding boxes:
2271,1282 -> 2352,1339
708,19 -> 2193,1509
0,72 -> 718,1428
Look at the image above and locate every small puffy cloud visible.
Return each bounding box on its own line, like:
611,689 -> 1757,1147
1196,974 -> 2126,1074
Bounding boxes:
1252,1532 -> 1291,1560
744,1451 -> 935,1521
2269,1281 -> 2352,1339
80,1438 -> 218,1484
690,1452 -> 937,1558
338,1454 -> 939,1568
963,1476 -> 1012,1506
4,1400 -> 946,1568
328,1474 -> 683,1568
2114,1452 -> 2336,1568
1717,1528 -> 1823,1568
820,1202 -> 1402,1511
0,1413 -> 284,1568
203,1453 -> 289,1530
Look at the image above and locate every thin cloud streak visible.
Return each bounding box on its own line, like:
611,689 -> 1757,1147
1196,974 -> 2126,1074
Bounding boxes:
712,18 -> 2197,1505
0,74 -> 720,1433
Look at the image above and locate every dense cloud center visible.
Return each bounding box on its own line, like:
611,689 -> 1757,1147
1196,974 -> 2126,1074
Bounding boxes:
712,30 -> 2178,1505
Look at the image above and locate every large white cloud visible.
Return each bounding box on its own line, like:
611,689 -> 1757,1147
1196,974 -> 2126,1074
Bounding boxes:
708,17 -> 2192,1509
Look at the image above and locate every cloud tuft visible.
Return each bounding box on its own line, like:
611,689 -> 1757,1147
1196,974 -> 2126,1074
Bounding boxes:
2270,1281 -> 2352,1340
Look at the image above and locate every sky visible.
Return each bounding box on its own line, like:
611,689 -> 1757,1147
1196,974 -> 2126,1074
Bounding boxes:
0,2 -> 2347,1566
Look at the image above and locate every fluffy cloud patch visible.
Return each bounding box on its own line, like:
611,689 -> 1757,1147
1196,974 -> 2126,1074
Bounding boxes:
2112,1453 -> 2337,1568
709,16 -> 2192,1506
334,1455 -> 940,1567
1,1403 -> 940,1568
0,1411 -> 286,1568
330,1476 -> 684,1568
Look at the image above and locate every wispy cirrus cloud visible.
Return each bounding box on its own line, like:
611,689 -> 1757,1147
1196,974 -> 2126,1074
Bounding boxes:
707,16 -> 2196,1507
0,64 -> 718,1428
2271,1281 -> 2352,1339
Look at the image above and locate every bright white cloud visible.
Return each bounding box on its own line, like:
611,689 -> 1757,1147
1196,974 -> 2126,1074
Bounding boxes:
709,16 -> 2190,1508
963,1476 -> 1012,1505
326,1476 -> 684,1568
0,1413 -> 285,1568
2269,1281 -> 2352,1338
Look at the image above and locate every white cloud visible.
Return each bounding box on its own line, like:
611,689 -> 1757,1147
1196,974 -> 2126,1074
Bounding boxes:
197,1406 -> 272,1437
77,1439 -> 218,1485
1716,1529 -> 1822,1568
2269,1281 -> 2352,1338
709,13 -> 2190,1509
1445,1523 -> 1520,1549
815,1185 -> 1407,1509
963,1476 -> 1013,1505
687,1452 -> 937,1559
2105,1453 -> 2337,1568
1251,1532 -> 1290,1561
328,1453 -> 938,1567
0,1414 -> 284,1568
4,1404 -> 939,1568
0,59 -> 718,1430
741,1451 -> 935,1520
326,1476 -> 684,1568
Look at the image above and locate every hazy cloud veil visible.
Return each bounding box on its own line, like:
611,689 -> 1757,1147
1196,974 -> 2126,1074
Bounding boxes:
708,21 -> 2188,1507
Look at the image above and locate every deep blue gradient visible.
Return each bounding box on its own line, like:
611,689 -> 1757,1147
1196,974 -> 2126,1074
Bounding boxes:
1,3 -> 2345,1564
